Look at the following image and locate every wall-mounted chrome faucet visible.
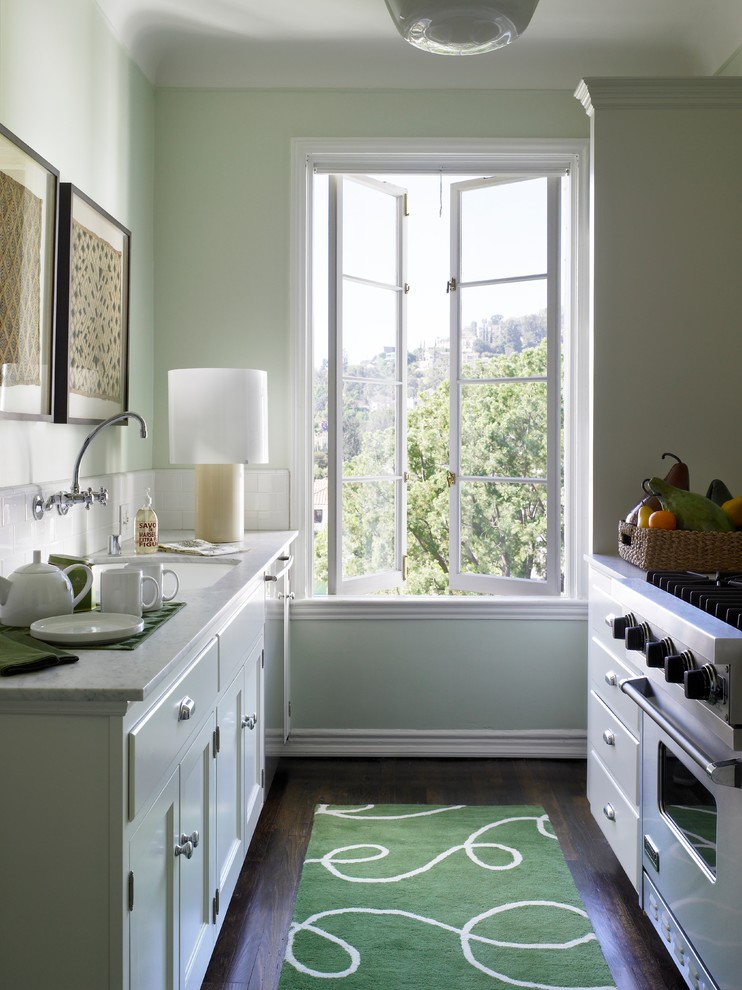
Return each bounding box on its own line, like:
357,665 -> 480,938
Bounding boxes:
32,411 -> 148,520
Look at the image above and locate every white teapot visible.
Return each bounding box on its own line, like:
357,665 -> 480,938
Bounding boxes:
0,550 -> 94,627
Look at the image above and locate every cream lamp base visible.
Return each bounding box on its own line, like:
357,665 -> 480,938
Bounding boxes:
194,464 -> 245,543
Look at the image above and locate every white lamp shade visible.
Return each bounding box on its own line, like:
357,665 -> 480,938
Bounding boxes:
168,368 -> 268,465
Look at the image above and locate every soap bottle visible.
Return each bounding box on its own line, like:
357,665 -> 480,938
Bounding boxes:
135,488 -> 159,554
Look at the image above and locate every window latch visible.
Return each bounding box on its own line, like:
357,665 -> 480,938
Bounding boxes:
446,277 -> 457,293
447,470 -> 456,488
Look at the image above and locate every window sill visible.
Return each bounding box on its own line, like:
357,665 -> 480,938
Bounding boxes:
290,596 -> 587,621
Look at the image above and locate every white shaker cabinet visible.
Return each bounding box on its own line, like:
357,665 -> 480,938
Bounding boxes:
0,531 -> 297,990
586,560 -> 642,889
129,712 -> 216,990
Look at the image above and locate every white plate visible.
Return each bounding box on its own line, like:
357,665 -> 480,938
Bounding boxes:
29,613 -> 145,646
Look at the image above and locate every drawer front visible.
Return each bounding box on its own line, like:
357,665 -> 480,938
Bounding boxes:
129,638 -> 218,819
587,750 -> 640,889
588,689 -> 639,803
589,635 -> 641,735
218,582 -> 264,688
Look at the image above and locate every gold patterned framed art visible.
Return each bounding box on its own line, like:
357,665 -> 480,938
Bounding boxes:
0,122 -> 59,420
54,183 -> 131,424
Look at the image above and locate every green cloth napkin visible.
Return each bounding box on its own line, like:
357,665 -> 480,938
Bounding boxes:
0,629 -> 79,677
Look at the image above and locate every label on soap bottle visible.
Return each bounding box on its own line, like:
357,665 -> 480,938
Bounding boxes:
135,489 -> 159,554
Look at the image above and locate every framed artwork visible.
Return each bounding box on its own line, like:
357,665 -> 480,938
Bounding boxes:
54,183 -> 131,424
0,122 -> 59,420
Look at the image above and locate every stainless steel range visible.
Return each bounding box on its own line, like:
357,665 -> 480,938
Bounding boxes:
606,570 -> 742,990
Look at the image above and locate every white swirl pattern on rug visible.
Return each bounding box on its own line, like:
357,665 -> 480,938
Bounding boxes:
285,805 -> 616,990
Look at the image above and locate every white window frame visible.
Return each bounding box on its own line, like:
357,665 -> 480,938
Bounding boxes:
290,138 -> 590,617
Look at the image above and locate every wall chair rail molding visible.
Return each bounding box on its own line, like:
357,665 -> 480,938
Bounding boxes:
53,184 -> 131,425
0,122 -> 59,421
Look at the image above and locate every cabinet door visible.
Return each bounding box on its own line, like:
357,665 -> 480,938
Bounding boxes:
243,635 -> 264,840
215,666 -> 247,913
129,770 -> 179,990
180,716 -> 217,990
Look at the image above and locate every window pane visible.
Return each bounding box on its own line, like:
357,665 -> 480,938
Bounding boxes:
342,279 -> 398,377
460,178 -> 547,283
460,378 -> 547,479
460,280 -> 547,379
459,480 -> 548,580
342,480 -> 396,578
342,380 -> 397,476
342,180 -> 399,285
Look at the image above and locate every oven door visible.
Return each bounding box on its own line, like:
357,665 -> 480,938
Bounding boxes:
627,679 -> 742,990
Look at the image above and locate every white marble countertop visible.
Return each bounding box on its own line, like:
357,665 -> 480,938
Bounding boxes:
0,530 -> 297,709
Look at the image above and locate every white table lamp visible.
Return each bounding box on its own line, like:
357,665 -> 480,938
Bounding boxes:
168,368 -> 268,543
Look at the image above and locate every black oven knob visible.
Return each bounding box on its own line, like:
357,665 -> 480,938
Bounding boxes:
610,613 -> 635,639
625,622 -> 650,652
664,651 -> 693,683
684,665 -> 717,702
645,637 -> 673,667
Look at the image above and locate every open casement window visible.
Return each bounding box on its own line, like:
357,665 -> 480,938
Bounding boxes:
328,175 -> 408,595
448,174 -> 562,596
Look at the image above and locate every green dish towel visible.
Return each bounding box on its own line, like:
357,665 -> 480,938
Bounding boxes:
94,601 -> 187,650
0,629 -> 79,676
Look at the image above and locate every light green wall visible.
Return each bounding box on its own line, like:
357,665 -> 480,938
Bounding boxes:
152,87 -> 588,471
153,86 -> 590,736
0,0 -> 155,487
290,618 -> 586,730
588,96 -> 742,553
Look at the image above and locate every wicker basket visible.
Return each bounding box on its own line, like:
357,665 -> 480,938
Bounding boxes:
618,521 -> 742,572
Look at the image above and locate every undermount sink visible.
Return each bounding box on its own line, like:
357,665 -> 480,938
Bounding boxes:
90,555 -> 241,597
165,559 -> 240,591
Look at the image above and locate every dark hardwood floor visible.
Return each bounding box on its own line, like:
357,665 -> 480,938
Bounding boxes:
200,758 -> 687,990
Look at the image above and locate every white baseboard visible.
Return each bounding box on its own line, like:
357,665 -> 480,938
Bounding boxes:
273,728 -> 587,759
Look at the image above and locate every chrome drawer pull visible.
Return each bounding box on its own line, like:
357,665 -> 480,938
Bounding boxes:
602,729 -> 616,746
180,830 -> 199,849
278,591 -> 295,601
602,803 -> 616,821
174,839 -> 194,859
605,671 -> 618,687
241,712 -> 258,731
178,696 -> 196,721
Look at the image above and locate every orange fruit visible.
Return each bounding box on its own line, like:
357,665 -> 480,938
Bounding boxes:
648,510 -> 677,530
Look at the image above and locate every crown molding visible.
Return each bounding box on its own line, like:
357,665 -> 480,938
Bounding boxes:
575,77 -> 742,116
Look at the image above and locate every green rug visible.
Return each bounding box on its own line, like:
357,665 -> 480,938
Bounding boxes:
279,804 -> 616,990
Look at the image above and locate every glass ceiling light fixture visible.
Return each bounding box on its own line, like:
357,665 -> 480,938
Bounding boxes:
384,0 -> 539,55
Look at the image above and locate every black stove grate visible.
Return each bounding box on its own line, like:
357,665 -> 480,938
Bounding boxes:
647,570 -> 742,629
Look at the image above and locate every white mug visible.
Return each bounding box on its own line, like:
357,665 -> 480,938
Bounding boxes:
127,562 -> 180,612
100,567 -> 158,616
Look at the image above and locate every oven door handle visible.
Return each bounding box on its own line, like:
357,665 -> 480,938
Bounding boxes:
621,676 -> 742,788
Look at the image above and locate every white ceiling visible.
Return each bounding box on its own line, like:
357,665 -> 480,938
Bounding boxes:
95,0 -> 742,90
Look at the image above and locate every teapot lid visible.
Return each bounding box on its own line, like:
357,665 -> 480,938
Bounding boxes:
14,550 -> 60,575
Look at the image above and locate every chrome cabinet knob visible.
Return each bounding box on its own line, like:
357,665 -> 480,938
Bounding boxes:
602,803 -> 616,822
602,729 -> 616,746
241,712 -> 258,730
180,830 -> 199,848
178,696 -> 196,721
604,671 -> 618,687
174,839 -> 194,859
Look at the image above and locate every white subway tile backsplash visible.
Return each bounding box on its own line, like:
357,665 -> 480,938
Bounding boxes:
0,467 -> 290,573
